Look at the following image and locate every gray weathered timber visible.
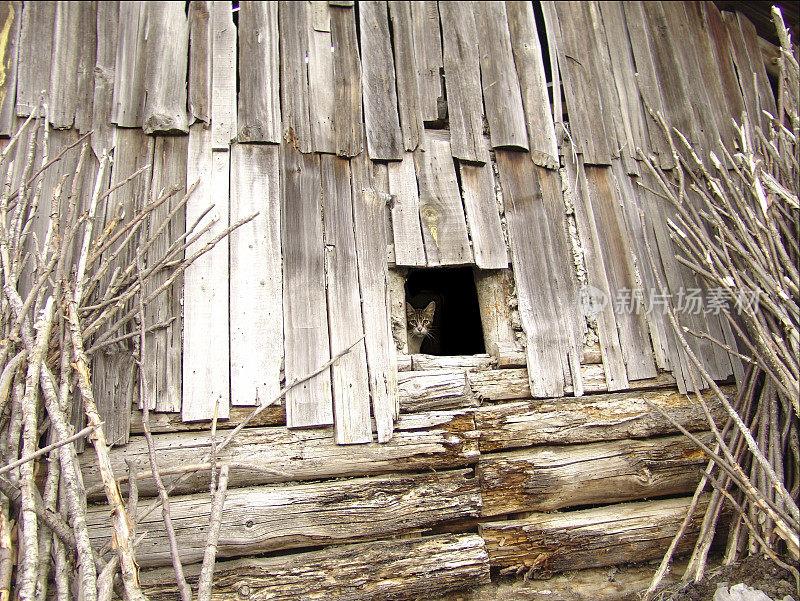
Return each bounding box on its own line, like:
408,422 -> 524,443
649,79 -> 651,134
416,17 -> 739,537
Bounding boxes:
490,342 -> 527,369
549,2 -> 611,165
737,12 -> 777,129
188,1 -> 211,123
140,534 -> 491,601
474,269 -> 517,353
410,1 -> 443,122
439,2 -> 488,164
474,1 -> 528,150
389,1 -> 423,151
479,496 -> 709,574
230,144 -> 283,407
703,3 -> 745,133
538,1 -> 564,134
0,1 -> 21,136
329,3 -> 363,156
459,163 -> 508,270
308,14 -> 336,152
282,147 -> 333,427
415,133 -> 473,265
387,153 -> 426,267
131,403 -> 286,435
211,0 -> 236,147
237,1 -> 280,142
322,155 -> 372,444
142,2 -> 189,134
495,149 -> 570,398
15,0 -> 54,117
90,1 -> 117,156
359,1 -> 403,160
92,353 -> 136,447
505,0 -> 558,168
411,354 -> 493,372
279,0 -> 312,152
479,433 -> 711,517
182,126 -> 230,422
76,2 -> 99,132
111,1 -> 147,126
49,1 -> 81,129
397,369 -> 477,414
88,469 -> 482,568
82,408 -> 478,498
474,385 -> 729,452
143,136 -> 187,413
351,156 -> 398,441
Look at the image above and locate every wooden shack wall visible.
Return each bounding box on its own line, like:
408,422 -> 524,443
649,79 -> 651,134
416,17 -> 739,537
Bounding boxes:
0,1 -> 785,598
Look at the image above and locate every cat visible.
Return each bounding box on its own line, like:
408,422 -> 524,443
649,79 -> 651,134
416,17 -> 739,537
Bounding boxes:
406,301 -> 436,355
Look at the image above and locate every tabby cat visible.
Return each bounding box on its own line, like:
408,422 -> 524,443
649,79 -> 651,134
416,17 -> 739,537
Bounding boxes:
405,301 -> 436,355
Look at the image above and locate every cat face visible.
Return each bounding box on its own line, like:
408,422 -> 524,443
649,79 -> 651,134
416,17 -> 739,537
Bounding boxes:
406,301 -> 436,339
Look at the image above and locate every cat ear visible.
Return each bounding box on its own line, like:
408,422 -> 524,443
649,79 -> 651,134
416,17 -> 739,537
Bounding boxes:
422,301 -> 436,318
405,302 -> 415,317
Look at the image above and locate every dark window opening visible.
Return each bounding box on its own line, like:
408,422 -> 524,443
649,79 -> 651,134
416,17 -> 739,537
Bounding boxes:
404,267 -> 485,356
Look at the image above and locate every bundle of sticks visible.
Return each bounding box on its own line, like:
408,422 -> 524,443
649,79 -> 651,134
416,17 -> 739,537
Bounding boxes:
642,8 -> 799,598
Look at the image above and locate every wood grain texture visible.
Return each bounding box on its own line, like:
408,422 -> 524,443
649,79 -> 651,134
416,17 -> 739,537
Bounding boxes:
505,0 -> 558,168
90,1 -> 117,157
322,155 -> 372,444
703,2 -> 745,133
88,469 -> 482,568
182,126 -> 229,422
281,147 -> 333,427
479,496 -> 710,574
279,0 -> 312,151
142,1 -> 189,134
415,133 -> 473,265
387,153 -> 426,267
49,1 -> 81,129
439,2 -> 488,164
74,2 -> 97,133
141,534 -> 490,601
411,354 -> 493,372
359,0 -> 403,160
410,1 -> 444,122
111,0 -> 147,126
397,369 -> 477,414
475,269 -> 517,353
237,1 -> 280,142
230,144 -> 283,407
329,3 -> 363,156
307,11 -> 336,153
389,1 -> 423,151
736,12 -> 777,129
15,0 -> 54,117
479,433 -> 711,516
458,162 -> 507,269
211,0 -> 236,147
474,1 -> 528,150
0,1 -> 21,136
188,1 -> 211,123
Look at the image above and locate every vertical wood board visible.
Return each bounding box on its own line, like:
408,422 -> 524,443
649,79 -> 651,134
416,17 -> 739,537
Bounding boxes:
15,0 -> 54,117
0,1 -> 21,136
111,1 -> 147,127
279,0 -> 312,152
211,0 -> 236,147
329,4 -> 363,157
410,1 -> 443,122
308,17 -> 336,153
458,162 -> 508,270
387,153 -> 426,267
389,1 -> 423,151
91,1 -> 118,157
188,1 -> 211,123
49,1 -> 81,129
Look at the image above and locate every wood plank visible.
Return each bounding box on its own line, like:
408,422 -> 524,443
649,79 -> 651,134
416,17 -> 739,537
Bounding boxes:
479,433 -> 711,517
74,1 -> 96,133
211,0 -> 236,147
397,369 -> 477,414
415,133 -> 473,265
88,469 -> 482,568
411,354 -> 493,372
90,1 -> 117,157
308,12 -> 336,153
538,2 -> 563,134
387,153 -> 426,267
474,269 -> 517,353
495,149 -> 571,398
737,12 -> 777,127
141,534 -> 490,601
83,408 -> 478,498
389,1 -> 423,151
329,3 -> 363,156
279,0 -> 312,152
188,1 -> 211,123
359,0 -> 403,160
474,386 -> 729,453
410,1 -> 443,122
321,155 -> 372,444
15,0 -> 54,117
142,1 -> 189,134
703,2 -> 745,131
351,159 -> 398,442
143,136 -> 187,412
439,2 -> 487,164
182,126 -> 230,422
230,144 -> 283,407
505,0 -> 558,169
282,147 -> 333,427
92,353 -> 136,447
111,1 -> 147,127
0,0 -> 21,136
479,496 -> 710,574
131,402 -> 285,435
474,1 -> 528,150
459,162 -> 508,269
49,1 -> 81,129
550,2 -> 612,165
